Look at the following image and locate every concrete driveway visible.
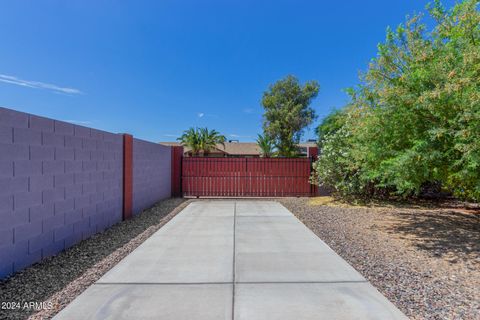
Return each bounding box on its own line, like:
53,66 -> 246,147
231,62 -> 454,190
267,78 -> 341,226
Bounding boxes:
54,200 -> 408,319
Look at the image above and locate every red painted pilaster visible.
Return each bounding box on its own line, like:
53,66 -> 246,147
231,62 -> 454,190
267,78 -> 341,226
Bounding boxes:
171,146 -> 183,197
308,146 -> 319,160
123,134 -> 133,220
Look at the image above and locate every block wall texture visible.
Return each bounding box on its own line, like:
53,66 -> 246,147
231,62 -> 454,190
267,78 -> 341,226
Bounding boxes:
132,138 -> 171,215
0,107 -> 124,278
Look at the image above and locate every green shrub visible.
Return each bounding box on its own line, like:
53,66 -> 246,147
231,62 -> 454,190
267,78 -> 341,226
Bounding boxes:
312,0 -> 480,202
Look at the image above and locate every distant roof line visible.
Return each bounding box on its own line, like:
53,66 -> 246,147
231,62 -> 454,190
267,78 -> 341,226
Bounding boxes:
159,141 -> 317,155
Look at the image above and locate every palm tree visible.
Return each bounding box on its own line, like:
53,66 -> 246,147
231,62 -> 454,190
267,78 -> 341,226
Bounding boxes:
177,127 -> 201,156
256,133 -> 276,158
199,128 -> 226,156
177,127 -> 226,156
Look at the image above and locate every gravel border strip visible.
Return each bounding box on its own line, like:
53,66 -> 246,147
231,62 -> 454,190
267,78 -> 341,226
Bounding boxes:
0,198 -> 191,320
28,199 -> 191,320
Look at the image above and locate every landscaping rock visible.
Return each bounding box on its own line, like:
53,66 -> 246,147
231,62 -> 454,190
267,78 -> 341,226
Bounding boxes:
279,197 -> 480,320
0,198 -> 189,320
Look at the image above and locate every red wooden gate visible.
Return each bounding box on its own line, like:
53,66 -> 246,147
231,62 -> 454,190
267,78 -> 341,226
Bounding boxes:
182,157 -> 315,197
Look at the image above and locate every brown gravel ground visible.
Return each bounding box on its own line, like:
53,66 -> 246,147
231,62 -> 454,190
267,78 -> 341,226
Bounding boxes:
0,198 -> 190,320
279,197 -> 480,320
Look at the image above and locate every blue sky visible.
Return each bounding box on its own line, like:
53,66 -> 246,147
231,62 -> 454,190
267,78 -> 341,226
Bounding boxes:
0,0 -> 455,142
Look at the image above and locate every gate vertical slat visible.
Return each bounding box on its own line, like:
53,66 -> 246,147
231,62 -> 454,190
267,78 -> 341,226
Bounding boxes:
196,158 -> 200,196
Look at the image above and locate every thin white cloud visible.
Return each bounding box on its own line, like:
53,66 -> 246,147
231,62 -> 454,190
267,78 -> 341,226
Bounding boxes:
63,119 -> 93,125
0,74 -> 83,95
243,108 -> 254,114
163,134 -> 179,137
197,112 -> 219,119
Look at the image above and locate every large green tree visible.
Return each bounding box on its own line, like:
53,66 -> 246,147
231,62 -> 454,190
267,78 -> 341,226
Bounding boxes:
313,0 -> 480,201
262,75 -> 319,157
315,108 -> 347,148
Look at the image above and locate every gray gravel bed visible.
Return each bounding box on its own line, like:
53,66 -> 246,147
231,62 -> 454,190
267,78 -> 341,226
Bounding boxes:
0,198 -> 189,320
279,197 -> 480,320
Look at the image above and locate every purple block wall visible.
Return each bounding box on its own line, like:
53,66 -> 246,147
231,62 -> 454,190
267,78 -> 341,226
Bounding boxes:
132,138 -> 171,215
0,107 -> 124,278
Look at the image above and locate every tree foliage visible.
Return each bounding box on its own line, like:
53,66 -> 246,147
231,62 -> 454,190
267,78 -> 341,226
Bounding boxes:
313,0 -> 480,201
178,127 -> 226,156
315,108 -> 347,148
262,75 -> 319,157
256,133 -> 276,157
